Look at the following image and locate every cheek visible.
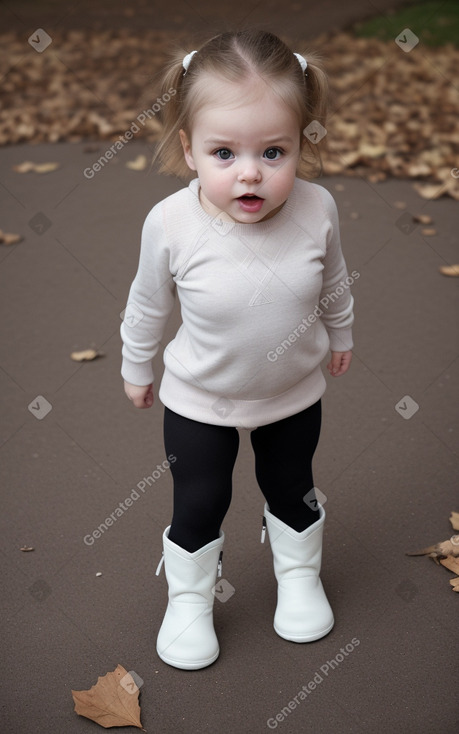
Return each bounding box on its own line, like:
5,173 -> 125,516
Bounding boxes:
203,169 -> 231,195
270,166 -> 296,198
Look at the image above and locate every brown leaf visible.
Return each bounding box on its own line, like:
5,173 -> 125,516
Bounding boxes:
406,538 -> 459,558
413,182 -> 449,200
70,348 -> 103,362
439,556 -> 459,576
71,664 -> 143,729
32,162 -> 60,173
407,163 -> 432,178
450,511 -> 459,531
0,230 -> 23,246
421,228 -> 437,236
358,143 -> 386,159
449,577 -> 459,592
12,161 -> 59,173
12,161 -> 36,173
412,214 -> 433,225
439,265 -> 459,277
126,155 -> 148,171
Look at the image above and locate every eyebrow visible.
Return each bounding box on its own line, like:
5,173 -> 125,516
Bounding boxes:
204,136 -> 295,146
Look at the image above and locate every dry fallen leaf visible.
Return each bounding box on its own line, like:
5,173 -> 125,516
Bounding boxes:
0,230 -> 23,245
20,546 -> 34,552
70,348 -> 103,362
439,265 -> 459,277
71,664 -> 144,730
449,577 -> 459,592
407,519 -> 459,593
32,162 -> 60,173
421,228 -> 437,236
12,161 -> 36,173
406,537 -> 459,559
439,556 -> 459,576
413,176 -> 458,200
12,161 -> 59,173
413,214 -> 433,225
412,182 -> 448,200
126,155 -> 148,171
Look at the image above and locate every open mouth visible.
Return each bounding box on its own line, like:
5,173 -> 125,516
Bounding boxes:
237,194 -> 264,212
238,194 -> 263,201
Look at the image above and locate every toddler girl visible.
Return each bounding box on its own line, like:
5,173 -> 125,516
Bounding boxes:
121,30 -> 354,670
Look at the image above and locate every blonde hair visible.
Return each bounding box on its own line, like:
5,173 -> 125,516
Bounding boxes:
153,30 -> 329,180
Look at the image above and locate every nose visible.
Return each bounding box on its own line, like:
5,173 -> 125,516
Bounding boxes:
237,157 -> 262,183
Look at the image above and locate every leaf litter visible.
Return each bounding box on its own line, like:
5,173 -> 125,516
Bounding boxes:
71,664 -> 145,730
439,265 -> 459,277
70,348 -> 104,362
406,512 -> 459,592
0,229 -> 22,245
0,29 -> 458,198
12,161 -> 60,173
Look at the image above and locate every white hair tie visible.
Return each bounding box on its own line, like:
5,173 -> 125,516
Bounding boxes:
293,52 -> 308,73
182,50 -> 198,74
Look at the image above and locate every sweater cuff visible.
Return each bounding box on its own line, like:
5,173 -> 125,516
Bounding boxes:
121,357 -> 154,386
327,327 -> 353,352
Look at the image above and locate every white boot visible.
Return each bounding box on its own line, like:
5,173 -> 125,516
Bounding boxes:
156,527 -> 224,670
263,503 -> 334,642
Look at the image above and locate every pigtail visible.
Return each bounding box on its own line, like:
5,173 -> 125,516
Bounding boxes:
297,49 -> 330,179
151,51 -> 191,179
304,51 -> 329,128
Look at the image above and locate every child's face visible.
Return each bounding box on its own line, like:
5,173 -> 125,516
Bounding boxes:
180,77 -> 302,224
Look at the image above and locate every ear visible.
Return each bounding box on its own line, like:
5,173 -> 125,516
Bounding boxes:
179,129 -> 197,171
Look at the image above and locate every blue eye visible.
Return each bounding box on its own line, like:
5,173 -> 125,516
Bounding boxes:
215,149 -> 233,160
264,147 -> 282,160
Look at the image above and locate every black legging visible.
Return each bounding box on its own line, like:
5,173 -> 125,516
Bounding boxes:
164,401 -> 322,552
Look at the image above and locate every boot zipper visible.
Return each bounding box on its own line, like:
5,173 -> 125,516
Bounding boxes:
261,515 -> 267,543
155,551 -> 165,576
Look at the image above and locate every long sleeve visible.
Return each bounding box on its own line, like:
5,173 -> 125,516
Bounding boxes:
120,178 -> 354,428
120,204 -> 176,386
317,188 -> 354,352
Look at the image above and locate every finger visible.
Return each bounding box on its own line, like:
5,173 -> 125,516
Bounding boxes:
327,355 -> 341,376
334,353 -> 352,377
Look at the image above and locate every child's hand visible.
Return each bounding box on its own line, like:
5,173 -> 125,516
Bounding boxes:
327,351 -> 352,377
124,381 -> 154,409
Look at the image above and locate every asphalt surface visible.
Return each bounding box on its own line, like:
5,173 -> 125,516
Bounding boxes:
1,1 -> 459,733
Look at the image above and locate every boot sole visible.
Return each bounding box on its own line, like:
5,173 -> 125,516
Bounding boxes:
274,619 -> 334,643
156,647 -> 220,670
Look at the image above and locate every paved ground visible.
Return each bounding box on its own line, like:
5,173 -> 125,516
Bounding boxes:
1,1 -> 459,733
1,140 -> 458,733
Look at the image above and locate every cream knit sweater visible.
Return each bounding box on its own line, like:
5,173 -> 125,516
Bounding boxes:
121,177 -> 354,428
